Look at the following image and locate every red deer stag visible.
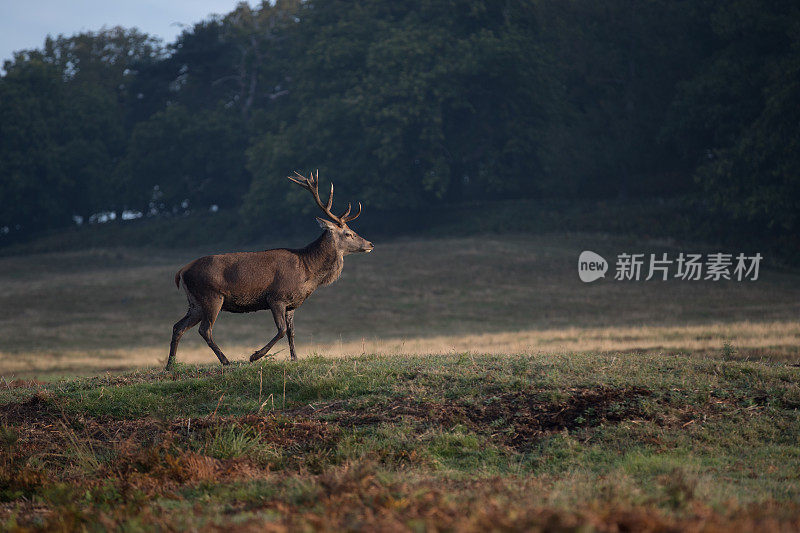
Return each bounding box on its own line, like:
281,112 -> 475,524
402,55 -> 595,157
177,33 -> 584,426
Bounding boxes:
166,171 -> 373,370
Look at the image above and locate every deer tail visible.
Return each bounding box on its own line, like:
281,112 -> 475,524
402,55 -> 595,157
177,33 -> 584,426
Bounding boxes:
174,268 -> 183,289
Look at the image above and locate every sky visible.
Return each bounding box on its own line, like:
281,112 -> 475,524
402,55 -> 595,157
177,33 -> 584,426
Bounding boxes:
0,0 -> 246,67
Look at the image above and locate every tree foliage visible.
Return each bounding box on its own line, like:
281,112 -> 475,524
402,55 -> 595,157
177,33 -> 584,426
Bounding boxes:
117,105 -> 249,213
666,0 -> 800,233
0,0 -> 797,248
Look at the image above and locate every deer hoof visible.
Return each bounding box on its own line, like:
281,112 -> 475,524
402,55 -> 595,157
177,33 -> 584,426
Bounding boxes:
249,352 -> 260,362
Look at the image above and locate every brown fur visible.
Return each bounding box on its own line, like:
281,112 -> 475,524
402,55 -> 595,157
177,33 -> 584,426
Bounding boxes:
166,218 -> 372,369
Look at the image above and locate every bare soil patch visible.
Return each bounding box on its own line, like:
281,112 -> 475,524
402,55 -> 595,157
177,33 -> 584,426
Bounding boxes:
295,386 -> 653,450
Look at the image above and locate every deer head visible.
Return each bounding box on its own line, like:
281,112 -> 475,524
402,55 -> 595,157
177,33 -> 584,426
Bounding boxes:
288,170 -> 374,254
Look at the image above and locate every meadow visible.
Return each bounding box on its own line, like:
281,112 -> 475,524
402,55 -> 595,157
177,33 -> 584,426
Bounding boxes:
1,232 -> 799,530
1,233 -> 798,377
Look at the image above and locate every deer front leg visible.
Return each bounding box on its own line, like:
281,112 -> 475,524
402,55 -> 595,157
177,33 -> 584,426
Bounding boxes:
286,309 -> 297,361
250,303 -> 287,362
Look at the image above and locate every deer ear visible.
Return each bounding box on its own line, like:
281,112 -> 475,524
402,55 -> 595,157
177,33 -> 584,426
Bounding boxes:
316,217 -> 337,230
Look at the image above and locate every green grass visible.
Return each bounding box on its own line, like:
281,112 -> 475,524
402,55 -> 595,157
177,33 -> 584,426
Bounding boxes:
12,351 -> 799,420
1,352 -> 799,530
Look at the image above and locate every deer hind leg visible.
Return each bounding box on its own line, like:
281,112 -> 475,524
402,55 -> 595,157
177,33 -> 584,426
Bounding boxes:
250,303 -> 287,362
286,309 -> 297,361
166,304 -> 202,370
198,295 -> 230,365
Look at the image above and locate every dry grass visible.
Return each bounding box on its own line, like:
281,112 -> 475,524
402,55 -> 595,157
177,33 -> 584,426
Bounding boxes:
1,234 -> 798,377
2,320 -> 797,376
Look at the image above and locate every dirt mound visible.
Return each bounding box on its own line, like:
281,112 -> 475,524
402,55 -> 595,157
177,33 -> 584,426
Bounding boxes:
0,390 -> 60,425
311,386 -> 652,450
455,386 -> 652,449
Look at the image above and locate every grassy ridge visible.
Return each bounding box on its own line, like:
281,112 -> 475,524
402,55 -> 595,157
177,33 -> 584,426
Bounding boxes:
2,352 -> 799,530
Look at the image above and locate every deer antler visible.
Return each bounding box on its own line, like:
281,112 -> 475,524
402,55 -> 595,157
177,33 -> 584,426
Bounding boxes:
287,170 -> 360,225
340,201 -> 361,223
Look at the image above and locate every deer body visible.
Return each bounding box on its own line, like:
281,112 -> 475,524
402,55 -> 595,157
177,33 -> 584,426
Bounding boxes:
178,234 -> 342,313
166,172 -> 372,370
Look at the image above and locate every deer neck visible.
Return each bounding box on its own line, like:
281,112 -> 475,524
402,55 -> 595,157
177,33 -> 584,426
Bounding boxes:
301,231 -> 344,287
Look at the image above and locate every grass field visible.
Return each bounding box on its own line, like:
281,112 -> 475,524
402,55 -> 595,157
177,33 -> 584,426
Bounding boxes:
1,232 -> 799,530
1,354 -> 799,530
1,233 -> 798,377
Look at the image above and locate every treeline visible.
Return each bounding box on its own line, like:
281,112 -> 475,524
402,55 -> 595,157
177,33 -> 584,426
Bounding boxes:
1,0 -> 798,248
